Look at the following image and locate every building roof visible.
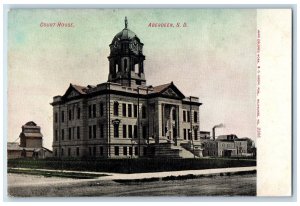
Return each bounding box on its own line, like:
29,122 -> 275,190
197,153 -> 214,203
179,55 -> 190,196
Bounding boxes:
150,82 -> 186,99
111,17 -> 141,44
152,82 -> 172,93
72,84 -> 88,94
25,121 -> 37,126
52,80 -> 202,107
113,28 -> 138,41
7,142 -> 51,152
7,142 -> 22,151
217,134 -> 238,140
42,147 -> 53,153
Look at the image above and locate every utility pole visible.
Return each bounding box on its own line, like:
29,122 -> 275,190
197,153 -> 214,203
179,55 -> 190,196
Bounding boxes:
190,96 -> 195,159
137,87 -> 140,157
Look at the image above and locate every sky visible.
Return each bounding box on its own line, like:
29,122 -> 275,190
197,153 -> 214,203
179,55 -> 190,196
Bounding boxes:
8,9 -> 257,149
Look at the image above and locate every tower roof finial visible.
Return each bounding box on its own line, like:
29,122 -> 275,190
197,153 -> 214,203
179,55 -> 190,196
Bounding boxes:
125,16 -> 128,29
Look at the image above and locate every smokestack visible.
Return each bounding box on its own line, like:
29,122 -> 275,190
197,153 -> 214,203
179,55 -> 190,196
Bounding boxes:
212,123 -> 225,140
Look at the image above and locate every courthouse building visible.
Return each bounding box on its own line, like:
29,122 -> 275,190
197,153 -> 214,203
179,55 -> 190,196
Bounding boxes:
51,18 -> 202,158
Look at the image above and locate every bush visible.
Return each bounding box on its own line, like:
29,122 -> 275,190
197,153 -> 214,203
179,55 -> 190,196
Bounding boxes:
8,158 -> 256,174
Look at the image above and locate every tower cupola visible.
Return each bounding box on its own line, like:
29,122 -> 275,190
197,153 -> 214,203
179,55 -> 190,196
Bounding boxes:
108,17 -> 146,87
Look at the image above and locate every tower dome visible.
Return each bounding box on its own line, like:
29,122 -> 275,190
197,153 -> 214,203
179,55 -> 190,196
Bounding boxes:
110,17 -> 143,55
112,24 -> 138,42
108,17 -> 146,87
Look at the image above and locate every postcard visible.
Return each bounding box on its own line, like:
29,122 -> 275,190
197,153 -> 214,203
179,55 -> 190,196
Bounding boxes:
5,8 -> 292,198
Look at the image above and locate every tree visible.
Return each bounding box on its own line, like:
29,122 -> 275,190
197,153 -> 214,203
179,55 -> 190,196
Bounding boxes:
240,137 -> 256,153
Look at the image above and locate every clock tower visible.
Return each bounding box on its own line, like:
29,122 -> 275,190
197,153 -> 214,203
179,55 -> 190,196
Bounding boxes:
108,17 -> 146,87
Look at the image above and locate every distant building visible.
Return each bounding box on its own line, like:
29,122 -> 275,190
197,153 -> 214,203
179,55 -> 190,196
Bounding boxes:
200,131 -> 210,139
7,121 -> 52,159
202,134 -> 247,157
7,142 -> 23,159
51,18 -> 202,159
19,121 -> 43,148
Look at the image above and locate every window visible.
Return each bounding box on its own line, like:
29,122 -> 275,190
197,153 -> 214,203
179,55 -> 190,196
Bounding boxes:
88,105 -> 92,118
194,129 -> 198,140
89,126 -> 92,139
77,107 -> 81,119
89,147 -> 92,156
123,147 -> 127,155
134,125 -> 137,138
142,106 -> 146,118
100,102 -> 104,117
55,112 -> 58,123
114,124 -> 119,138
128,104 -> 132,117
100,124 -> 104,138
72,127 -> 75,139
61,129 -> 64,140
114,102 -> 119,116
77,127 -> 80,139
134,147 -> 138,156
61,111 -> 65,122
143,147 -> 147,156
115,146 -> 119,156
124,59 -> 128,71
69,128 -> 72,140
115,64 -> 119,74
188,129 -> 191,140
76,147 -> 79,156
129,147 -> 132,156
134,64 -> 139,74
134,105 -> 138,117
93,125 -> 96,139
61,148 -> 64,156
68,148 -> 71,156
183,129 -> 187,140
123,125 -> 127,138
142,126 -> 147,139
128,125 -> 133,138
122,103 -> 126,117
54,149 -> 57,157
183,110 -> 186,122
187,111 -> 190,122
69,110 -> 72,121
194,111 -> 198,123
93,104 -> 96,118
93,147 -> 96,156
99,146 -> 103,156
55,130 -> 58,141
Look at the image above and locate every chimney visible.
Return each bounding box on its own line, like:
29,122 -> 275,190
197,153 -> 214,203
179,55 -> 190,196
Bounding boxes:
212,123 -> 225,140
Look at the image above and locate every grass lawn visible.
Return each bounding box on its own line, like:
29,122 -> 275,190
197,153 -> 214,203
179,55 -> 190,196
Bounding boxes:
8,168 -> 108,179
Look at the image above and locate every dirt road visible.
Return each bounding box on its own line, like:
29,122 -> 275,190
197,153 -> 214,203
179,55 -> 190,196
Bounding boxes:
8,173 -> 256,197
